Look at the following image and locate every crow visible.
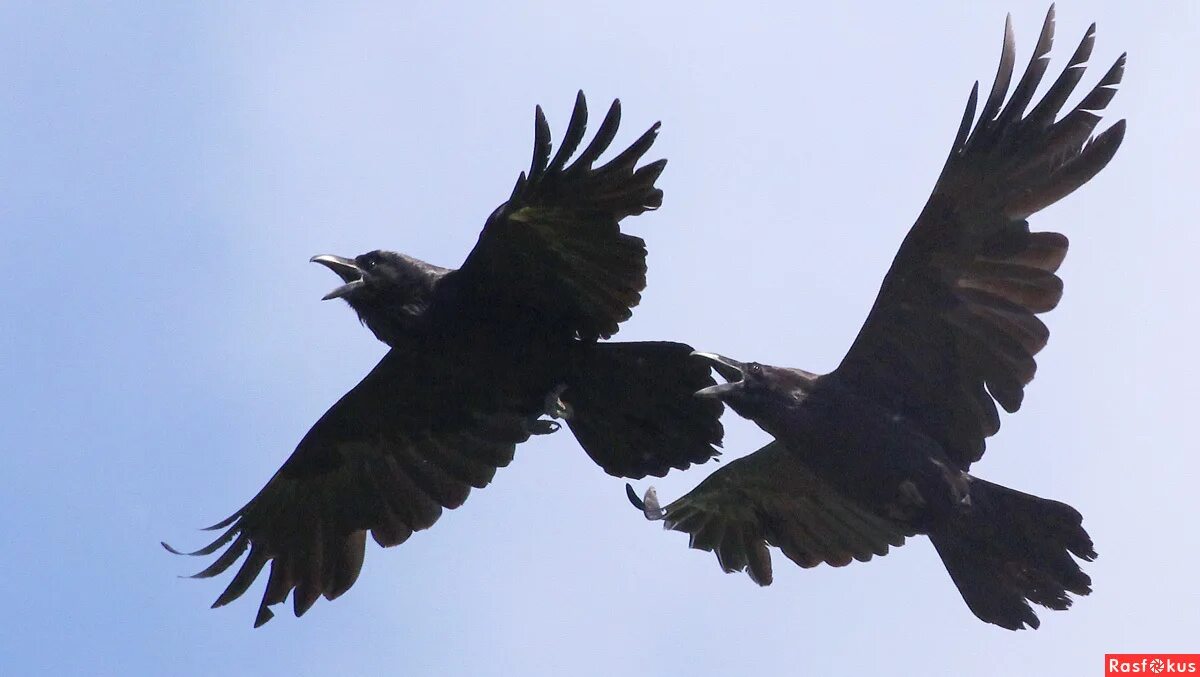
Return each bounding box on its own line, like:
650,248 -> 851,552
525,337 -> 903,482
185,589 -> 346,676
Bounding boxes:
166,93 -> 724,626
626,8 -> 1124,630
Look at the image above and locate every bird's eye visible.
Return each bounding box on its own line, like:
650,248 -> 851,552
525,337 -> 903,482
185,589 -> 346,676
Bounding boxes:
748,364 -> 763,376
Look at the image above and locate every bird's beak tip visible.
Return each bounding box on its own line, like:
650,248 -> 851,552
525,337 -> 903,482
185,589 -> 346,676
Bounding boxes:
691,351 -> 747,398
311,254 -> 365,299
695,383 -> 734,399
320,279 -> 365,301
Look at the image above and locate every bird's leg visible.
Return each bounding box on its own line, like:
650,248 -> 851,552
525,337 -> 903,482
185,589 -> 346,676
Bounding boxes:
543,384 -> 573,420
625,484 -> 665,521
932,458 -> 973,508
528,384 -> 572,436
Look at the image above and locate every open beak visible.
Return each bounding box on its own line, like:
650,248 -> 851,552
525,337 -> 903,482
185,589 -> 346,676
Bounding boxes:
692,352 -> 747,399
310,255 -> 365,300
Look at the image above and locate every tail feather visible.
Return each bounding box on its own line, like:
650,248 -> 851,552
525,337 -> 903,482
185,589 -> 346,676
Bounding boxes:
562,341 -> 723,479
929,478 -> 1094,630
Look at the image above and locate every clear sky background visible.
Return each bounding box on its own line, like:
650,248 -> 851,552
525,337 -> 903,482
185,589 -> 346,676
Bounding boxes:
3,2 -> 1196,675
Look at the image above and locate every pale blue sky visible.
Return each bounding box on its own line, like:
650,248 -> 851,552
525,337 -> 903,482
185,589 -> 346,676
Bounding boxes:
3,2 -> 1196,675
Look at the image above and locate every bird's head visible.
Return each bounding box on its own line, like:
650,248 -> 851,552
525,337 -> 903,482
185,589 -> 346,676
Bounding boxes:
692,352 -> 818,432
310,250 -> 444,342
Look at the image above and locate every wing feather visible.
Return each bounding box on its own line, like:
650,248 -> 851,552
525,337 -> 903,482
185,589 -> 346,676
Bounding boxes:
833,12 -> 1125,469
448,94 -> 664,341
636,442 -> 910,585
165,347 -> 532,626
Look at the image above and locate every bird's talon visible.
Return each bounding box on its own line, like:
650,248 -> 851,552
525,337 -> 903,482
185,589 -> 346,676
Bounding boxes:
530,419 -> 561,435
626,483 -> 665,520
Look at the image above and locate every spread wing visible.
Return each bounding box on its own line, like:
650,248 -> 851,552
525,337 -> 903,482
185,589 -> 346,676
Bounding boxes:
165,346 -> 541,627
632,442 -> 910,585
445,91 -> 664,341
832,9 -> 1126,470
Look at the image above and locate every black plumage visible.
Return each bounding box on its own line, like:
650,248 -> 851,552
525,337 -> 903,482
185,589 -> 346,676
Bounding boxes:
627,8 -> 1123,630
166,92 -> 724,626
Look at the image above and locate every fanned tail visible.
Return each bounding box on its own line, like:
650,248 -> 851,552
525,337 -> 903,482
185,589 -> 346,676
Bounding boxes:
930,477 -> 1095,630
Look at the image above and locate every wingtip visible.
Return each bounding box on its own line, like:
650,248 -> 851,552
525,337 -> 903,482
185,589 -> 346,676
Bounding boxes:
1095,118 -> 1127,156
570,92 -> 588,124
1040,5 -> 1056,45
1091,118 -> 1126,154
161,540 -> 211,557
253,605 -> 275,628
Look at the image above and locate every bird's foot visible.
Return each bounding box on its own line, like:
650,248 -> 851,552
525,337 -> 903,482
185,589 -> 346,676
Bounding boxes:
529,419 -> 561,435
543,384 -> 573,420
625,484 -> 665,521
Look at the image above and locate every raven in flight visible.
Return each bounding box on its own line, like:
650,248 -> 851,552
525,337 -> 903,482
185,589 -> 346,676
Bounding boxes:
167,93 -> 724,626
627,8 -> 1124,630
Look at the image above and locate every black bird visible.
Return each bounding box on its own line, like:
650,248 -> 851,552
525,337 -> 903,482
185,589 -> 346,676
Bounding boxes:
626,8 -> 1124,630
166,93 -> 724,626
